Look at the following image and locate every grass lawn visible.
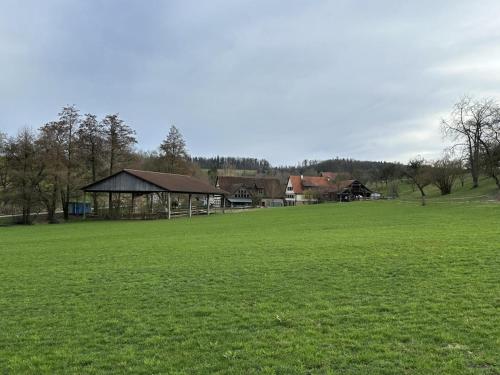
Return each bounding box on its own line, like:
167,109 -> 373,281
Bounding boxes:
0,201 -> 499,374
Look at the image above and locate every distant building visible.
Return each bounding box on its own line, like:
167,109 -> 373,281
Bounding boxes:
285,172 -> 372,205
215,176 -> 284,207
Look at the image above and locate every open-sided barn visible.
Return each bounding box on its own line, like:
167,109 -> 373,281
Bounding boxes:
82,169 -> 227,219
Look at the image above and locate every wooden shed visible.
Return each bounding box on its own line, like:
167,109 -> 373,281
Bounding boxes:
82,169 -> 227,219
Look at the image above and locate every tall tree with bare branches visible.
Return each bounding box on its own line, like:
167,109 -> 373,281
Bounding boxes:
77,114 -> 106,212
0,132 -> 9,208
442,96 -> 496,188
5,129 -> 45,224
479,111 -> 500,189
102,114 -> 136,210
58,105 -> 80,220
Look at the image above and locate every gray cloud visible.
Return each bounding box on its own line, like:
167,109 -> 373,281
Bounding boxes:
1,0 -> 500,165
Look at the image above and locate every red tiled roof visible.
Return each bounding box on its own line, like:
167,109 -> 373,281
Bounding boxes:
289,175 -> 304,194
289,175 -> 331,193
302,176 -> 331,188
289,175 -> 359,194
320,172 -> 338,180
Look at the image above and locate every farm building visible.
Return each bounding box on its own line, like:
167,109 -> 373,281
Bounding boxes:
285,173 -> 372,205
82,169 -> 227,219
215,176 -> 284,207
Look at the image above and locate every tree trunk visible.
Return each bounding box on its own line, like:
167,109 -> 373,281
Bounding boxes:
471,172 -> 479,189
61,190 -> 68,220
471,142 -> 480,189
64,185 -> 70,220
22,201 -> 32,225
47,183 -> 59,224
417,185 -> 426,206
108,192 -> 113,217
93,192 -> 98,214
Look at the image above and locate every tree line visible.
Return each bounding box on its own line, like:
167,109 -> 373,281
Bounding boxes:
192,156 -> 271,172
0,106 -> 195,224
401,96 -> 500,205
1,96 -> 499,221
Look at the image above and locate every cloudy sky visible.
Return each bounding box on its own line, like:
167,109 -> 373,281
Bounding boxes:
1,1 -> 500,165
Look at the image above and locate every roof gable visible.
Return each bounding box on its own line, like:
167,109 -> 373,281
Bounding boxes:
82,170 -> 164,192
83,169 -> 227,194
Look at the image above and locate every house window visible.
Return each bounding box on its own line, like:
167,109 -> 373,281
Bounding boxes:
287,186 -> 293,191
235,189 -> 250,198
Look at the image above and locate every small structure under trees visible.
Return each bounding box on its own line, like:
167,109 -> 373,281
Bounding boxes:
82,169 -> 227,219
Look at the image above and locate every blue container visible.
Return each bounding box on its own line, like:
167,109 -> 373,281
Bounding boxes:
68,202 -> 92,215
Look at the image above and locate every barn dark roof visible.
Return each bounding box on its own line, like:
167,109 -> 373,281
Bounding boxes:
82,169 -> 227,195
216,176 -> 284,198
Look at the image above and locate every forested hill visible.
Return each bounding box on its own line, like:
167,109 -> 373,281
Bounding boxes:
191,156 -> 271,171
191,155 -> 402,183
306,158 -> 400,180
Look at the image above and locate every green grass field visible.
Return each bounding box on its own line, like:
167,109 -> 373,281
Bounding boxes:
1,200 -> 499,374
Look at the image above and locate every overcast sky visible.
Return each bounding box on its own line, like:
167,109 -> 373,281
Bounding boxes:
1,1 -> 500,165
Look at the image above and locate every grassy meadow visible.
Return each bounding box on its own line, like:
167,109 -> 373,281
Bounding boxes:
0,200 -> 499,374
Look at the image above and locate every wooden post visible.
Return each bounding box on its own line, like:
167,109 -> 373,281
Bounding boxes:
162,192 -> 166,217
221,195 -> 225,213
83,191 -> 87,219
188,194 -> 192,218
131,193 -> 135,216
207,194 -> 210,215
167,192 -> 171,220
118,192 -> 121,217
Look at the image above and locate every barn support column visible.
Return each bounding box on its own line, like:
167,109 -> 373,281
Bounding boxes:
83,191 -> 87,219
167,192 -> 171,220
161,192 -> 167,217
108,192 -> 112,217
222,195 -> 225,213
131,193 -> 135,216
206,194 -> 210,215
188,194 -> 192,218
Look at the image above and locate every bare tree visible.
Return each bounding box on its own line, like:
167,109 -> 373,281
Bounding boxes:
5,129 -> 45,224
431,155 -> 462,195
77,114 -> 106,212
387,180 -> 400,198
404,157 -> 432,206
58,105 -> 80,220
442,96 -> 497,188
102,114 -> 136,175
102,114 -> 136,211
159,125 -> 190,173
38,122 -> 67,223
0,132 -> 9,209
479,112 -> 500,189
